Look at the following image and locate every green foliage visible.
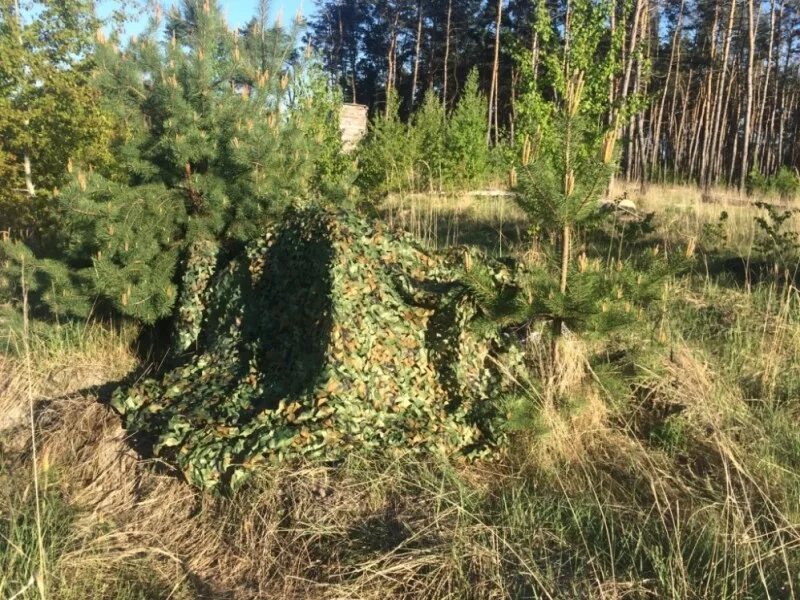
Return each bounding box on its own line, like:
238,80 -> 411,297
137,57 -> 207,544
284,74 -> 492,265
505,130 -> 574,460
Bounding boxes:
356,92 -> 413,195
408,90 -> 446,190
773,166 -> 800,201
112,207 -> 521,490
0,0 -> 115,235
356,71 -> 500,196
515,0 -> 623,158
753,201 -> 800,274
459,4 -> 685,473
748,166 -> 800,201
497,0 -> 677,343
443,70 -> 492,189
0,466 -> 74,598
1,177 -> 185,324
291,59 -> 355,204
467,242 -> 688,340
0,455 -> 195,599
1,0 -> 350,325
699,211 -> 729,256
514,0 -> 619,234
747,167 -> 770,196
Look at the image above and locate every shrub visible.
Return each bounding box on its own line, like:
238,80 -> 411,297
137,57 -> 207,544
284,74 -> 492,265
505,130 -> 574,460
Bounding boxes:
753,201 -> 800,274
773,166 -> 800,201
409,90 -> 447,191
355,92 -> 411,195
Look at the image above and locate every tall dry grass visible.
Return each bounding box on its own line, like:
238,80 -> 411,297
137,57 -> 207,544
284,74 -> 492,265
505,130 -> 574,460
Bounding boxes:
2,186 -> 800,598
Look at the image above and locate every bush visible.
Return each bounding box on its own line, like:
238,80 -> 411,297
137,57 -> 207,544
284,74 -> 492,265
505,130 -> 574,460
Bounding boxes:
443,70 -> 493,189
773,166 -> 800,201
748,166 -> 800,201
408,90 -> 447,191
355,93 -> 411,195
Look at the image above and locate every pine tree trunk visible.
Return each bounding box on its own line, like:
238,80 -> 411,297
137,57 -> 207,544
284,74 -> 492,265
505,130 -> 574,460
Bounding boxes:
619,0 -> 644,181
755,0 -> 780,172
714,69 -> 736,182
411,1 -> 423,106
605,3 -> 617,198
443,0 -> 452,108
651,0 -> 684,182
675,71 -> 692,179
728,93 -> 743,185
336,5 -> 344,94
560,224 -> 571,293
23,151 -> 35,197
741,0 -> 757,191
487,0 -> 503,146
386,10 -> 400,116
13,0 -> 34,198
698,0 -> 720,187
689,87 -> 708,181
708,0 -> 736,186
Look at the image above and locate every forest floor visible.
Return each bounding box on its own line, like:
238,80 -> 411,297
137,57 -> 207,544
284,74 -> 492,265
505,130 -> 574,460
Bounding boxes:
3,184 -> 800,599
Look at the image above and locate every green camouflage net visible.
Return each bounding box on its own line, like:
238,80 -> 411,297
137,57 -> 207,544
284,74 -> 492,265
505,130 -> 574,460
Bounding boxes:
112,207 -> 520,491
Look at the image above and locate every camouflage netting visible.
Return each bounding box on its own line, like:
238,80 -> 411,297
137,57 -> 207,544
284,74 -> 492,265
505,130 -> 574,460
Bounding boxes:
112,207 -> 520,490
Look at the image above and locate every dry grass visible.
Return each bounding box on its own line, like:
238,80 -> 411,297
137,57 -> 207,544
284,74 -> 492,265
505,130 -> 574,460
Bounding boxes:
613,182 -> 767,251
3,309 -> 800,599
382,191 -> 527,255
0,326 -> 519,598
383,182 -> 800,258
3,186 -> 800,598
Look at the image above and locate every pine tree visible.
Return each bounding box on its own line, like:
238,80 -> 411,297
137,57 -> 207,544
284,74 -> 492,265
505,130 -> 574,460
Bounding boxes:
473,0 -> 688,362
355,90 -> 409,195
409,89 -> 446,190
444,69 -> 490,189
2,0 -> 347,325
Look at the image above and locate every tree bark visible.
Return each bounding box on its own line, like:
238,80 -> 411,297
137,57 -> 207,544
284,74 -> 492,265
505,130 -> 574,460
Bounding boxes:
443,0 -> 452,108
651,0 -> 684,182
487,0 -> 503,146
755,0 -> 780,172
411,0 -> 423,106
385,9 -> 400,116
708,0 -> 736,186
741,0 -> 757,191
13,0 -> 34,197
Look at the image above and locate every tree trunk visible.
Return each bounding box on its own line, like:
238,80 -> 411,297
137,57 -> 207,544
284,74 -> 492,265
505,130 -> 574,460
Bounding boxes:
708,0 -> 736,186
651,0 -> 684,182
699,0 -> 720,187
385,10 -> 400,116
443,0 -> 452,108
23,151 -> 35,197
411,1 -> 423,106
755,0 -> 780,172
13,0 -> 34,198
487,0 -> 503,146
619,0 -> 644,181
741,0 -> 757,191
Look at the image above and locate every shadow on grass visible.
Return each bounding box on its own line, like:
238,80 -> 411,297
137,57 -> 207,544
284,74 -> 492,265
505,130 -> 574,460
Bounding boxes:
377,206 -> 529,256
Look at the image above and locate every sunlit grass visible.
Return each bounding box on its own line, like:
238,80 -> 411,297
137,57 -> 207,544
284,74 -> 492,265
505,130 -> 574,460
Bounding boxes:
2,186 -> 800,598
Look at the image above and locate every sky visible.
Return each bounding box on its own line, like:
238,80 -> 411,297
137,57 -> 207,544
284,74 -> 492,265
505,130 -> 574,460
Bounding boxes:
97,0 -> 315,38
